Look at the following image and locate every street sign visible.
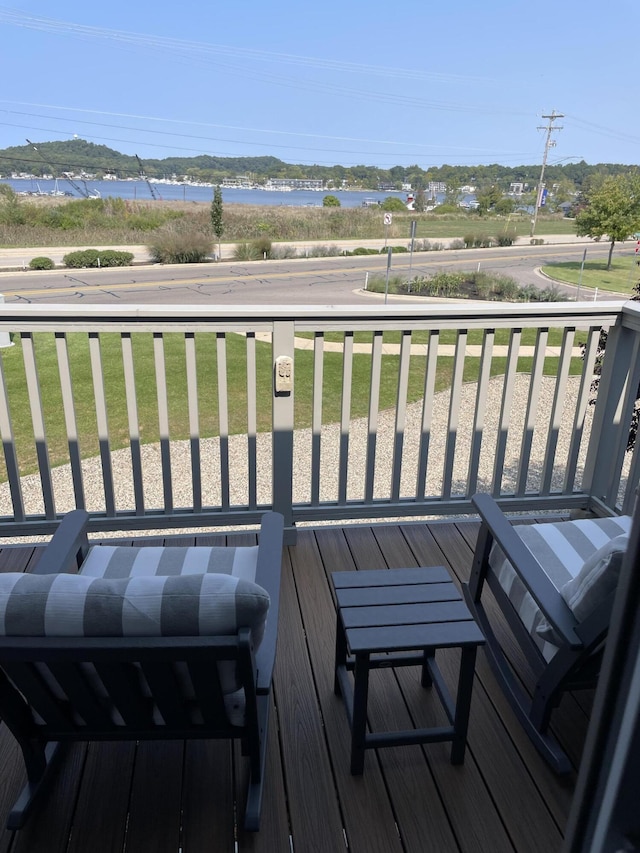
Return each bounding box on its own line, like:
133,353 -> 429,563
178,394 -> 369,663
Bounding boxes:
383,213 -> 392,226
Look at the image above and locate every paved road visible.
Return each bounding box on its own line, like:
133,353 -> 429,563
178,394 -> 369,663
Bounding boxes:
0,240 -> 630,305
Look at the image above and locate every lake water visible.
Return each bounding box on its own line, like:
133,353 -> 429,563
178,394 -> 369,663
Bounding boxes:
1,178 -> 410,208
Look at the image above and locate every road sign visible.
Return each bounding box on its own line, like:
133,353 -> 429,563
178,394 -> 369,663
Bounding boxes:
383,213 -> 392,226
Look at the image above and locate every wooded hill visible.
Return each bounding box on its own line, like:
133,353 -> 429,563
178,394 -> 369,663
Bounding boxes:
0,137 -> 636,191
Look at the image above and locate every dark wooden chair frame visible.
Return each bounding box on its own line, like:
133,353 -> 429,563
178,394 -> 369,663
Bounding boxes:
0,509 -> 284,832
463,493 -> 616,774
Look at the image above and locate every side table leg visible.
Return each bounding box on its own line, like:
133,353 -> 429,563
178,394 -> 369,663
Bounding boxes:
350,653 -> 371,775
451,645 -> 478,765
421,647 -> 434,688
334,614 -> 347,696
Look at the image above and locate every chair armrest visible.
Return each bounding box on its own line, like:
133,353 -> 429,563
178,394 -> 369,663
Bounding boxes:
472,494 -> 581,647
253,512 -> 284,693
32,510 -> 90,576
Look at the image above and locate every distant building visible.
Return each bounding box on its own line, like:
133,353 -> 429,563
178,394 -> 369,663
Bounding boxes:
264,178 -> 324,191
377,182 -> 397,192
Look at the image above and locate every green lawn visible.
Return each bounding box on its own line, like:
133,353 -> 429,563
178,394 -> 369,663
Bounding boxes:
542,256 -> 640,295
0,331 -> 585,480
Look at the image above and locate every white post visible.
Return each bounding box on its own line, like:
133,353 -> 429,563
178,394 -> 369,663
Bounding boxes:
0,295 -> 13,348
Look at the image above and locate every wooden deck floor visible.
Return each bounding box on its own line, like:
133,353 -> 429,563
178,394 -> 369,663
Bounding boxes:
0,518 -> 585,853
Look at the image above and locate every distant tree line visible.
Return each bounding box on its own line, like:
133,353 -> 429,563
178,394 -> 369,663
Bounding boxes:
0,138 -> 637,194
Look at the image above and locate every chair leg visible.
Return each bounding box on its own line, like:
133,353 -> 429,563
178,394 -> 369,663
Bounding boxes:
243,694 -> 270,832
8,741 -> 64,829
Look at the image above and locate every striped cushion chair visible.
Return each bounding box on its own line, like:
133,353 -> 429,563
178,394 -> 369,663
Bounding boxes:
463,493 -> 631,774
0,509 -> 284,832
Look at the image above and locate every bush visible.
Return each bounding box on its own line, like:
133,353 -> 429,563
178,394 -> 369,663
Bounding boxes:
380,245 -> 408,253
233,242 -> 261,261
308,244 -> 340,257
350,247 -> 379,255
148,223 -> 213,264
449,238 -> 466,250
28,256 -> 55,270
530,238 -> 545,246
496,234 -> 514,247
252,236 -> 272,259
62,249 -> 100,268
380,196 -> 407,211
95,250 -> 134,267
322,195 -> 341,207
270,244 -> 299,260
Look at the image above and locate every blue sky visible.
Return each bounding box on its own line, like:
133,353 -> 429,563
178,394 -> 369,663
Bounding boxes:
0,0 -> 637,171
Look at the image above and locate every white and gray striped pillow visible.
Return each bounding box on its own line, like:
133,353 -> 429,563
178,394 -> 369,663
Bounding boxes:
0,572 -> 269,642
490,514 -> 632,660
80,544 -> 259,582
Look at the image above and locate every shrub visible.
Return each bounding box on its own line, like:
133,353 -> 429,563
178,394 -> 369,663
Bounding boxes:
308,244 -> 340,257
449,238 -> 466,250
530,238 -> 545,246
63,249 -> 100,268
233,242 -> 260,261
95,250 -> 134,267
351,247 -> 379,255
322,195 -> 341,207
496,234 -> 514,247
148,223 -> 214,264
28,256 -> 55,270
492,276 -> 520,300
380,196 -> 407,211
380,245 -> 408,253
537,285 -> 568,302
270,244 -> 299,260
252,236 -> 272,259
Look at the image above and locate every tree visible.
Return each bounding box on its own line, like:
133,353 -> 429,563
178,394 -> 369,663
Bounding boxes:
575,173 -> 640,269
322,194 -> 341,207
210,185 -> 224,260
380,196 -> 407,211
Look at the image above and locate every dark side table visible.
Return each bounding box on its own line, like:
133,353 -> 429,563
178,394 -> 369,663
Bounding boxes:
332,566 -> 485,774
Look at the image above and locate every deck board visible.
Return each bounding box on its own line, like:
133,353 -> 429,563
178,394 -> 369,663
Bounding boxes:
0,519 -> 585,853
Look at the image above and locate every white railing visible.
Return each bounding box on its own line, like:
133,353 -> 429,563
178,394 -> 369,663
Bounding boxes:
0,301 -> 637,536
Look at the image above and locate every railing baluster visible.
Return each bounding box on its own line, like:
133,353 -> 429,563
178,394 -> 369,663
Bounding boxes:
492,329 -> 521,497
365,331 -> 383,503
121,332 -> 144,516
391,331 -> 412,501
310,332 -> 324,506
516,328 -> 548,496
21,333 -> 55,519
442,330 -> 467,499
216,333 -> 230,511
246,332 -> 258,511
153,332 -> 173,514
541,327 -> 575,495
564,326 -> 600,494
0,354 -> 25,522
184,332 -> 201,513
338,331 -> 354,505
416,330 -> 439,499
467,329 -> 495,496
88,332 -> 115,518
54,332 -> 85,510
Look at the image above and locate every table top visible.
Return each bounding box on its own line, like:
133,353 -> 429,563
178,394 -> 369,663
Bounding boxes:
332,567 -> 485,654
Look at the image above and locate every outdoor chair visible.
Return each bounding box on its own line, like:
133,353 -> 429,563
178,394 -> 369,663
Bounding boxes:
0,509 -> 284,831
463,492 -> 632,774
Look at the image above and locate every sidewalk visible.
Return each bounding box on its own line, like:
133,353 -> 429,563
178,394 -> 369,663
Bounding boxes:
0,234 -> 593,270
254,332 -> 583,358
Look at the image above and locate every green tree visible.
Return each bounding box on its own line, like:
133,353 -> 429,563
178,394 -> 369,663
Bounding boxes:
576,173 -> 640,269
380,196 -> 407,211
322,194 -> 341,207
210,185 -> 224,259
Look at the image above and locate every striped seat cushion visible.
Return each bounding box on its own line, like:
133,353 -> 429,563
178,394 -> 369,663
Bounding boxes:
80,544 -> 259,582
490,515 -> 632,662
0,571 -> 269,727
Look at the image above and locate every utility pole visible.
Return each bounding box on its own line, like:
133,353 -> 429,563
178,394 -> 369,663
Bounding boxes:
530,110 -> 563,238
